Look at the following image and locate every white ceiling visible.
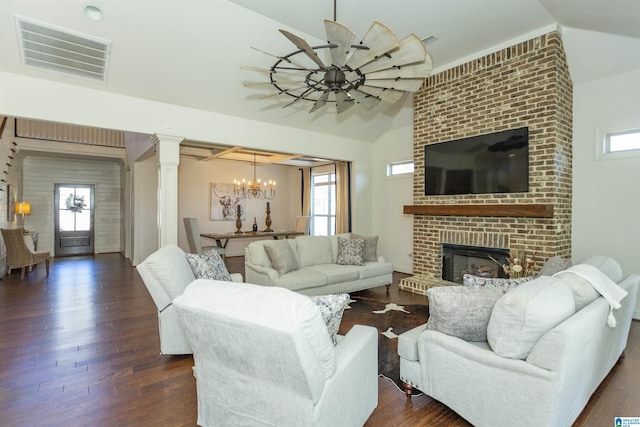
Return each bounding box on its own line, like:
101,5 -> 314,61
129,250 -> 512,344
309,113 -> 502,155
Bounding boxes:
1,0 -> 638,143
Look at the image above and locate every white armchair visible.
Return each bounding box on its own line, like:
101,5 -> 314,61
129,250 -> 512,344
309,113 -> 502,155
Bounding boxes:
136,244 -> 242,354
173,279 -> 379,427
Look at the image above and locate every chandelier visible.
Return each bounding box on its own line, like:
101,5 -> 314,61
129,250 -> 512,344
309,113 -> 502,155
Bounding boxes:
243,5 -> 433,114
234,153 -> 276,200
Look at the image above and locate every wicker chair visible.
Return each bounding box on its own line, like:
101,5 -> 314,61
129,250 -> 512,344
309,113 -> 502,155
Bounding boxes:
2,228 -> 50,280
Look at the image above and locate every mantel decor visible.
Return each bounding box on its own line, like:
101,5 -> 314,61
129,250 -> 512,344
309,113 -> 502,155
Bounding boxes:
403,204 -> 554,218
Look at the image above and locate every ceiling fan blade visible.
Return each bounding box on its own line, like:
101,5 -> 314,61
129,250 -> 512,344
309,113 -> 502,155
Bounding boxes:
346,21 -> 400,71
348,89 -> 381,110
362,78 -> 425,92
279,29 -> 326,69
259,85 -> 310,99
309,92 -> 329,113
357,86 -> 406,104
365,61 -> 433,80
335,91 -> 355,114
243,80 -> 302,87
359,35 -> 429,74
250,46 -> 317,72
281,87 -> 316,108
324,20 -> 356,67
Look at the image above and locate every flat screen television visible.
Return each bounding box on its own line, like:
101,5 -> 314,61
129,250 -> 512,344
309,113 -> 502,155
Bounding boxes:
424,127 -> 529,196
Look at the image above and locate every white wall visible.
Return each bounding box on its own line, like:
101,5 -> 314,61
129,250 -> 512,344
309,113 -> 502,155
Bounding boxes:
572,67 -> 640,318
22,155 -> 123,255
372,124 -> 415,273
178,156 -> 300,256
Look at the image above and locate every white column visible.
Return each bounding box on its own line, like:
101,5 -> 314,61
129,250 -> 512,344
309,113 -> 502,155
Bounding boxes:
154,134 -> 183,247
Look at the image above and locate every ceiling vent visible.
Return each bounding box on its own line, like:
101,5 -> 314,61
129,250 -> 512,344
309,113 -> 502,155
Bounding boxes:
15,15 -> 111,82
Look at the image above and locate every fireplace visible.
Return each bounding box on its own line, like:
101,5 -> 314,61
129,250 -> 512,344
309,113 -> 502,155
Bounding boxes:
442,244 -> 509,283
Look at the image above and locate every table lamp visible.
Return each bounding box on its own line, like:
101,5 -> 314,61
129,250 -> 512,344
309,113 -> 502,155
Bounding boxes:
15,201 -> 31,229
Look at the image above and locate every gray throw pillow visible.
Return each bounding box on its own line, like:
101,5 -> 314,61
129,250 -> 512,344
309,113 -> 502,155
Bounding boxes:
185,250 -> 232,281
336,237 -> 365,266
350,233 -> 379,262
426,285 -> 505,342
310,293 -> 350,345
539,255 -> 572,276
264,240 -> 299,276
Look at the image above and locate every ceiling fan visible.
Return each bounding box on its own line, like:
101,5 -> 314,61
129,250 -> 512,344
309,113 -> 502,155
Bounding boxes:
243,8 -> 433,114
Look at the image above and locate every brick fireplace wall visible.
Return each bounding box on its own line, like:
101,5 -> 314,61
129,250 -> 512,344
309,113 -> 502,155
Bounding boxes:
411,31 -> 573,280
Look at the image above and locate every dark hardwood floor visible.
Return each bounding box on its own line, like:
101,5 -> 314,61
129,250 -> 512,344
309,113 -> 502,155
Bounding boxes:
0,253 -> 638,426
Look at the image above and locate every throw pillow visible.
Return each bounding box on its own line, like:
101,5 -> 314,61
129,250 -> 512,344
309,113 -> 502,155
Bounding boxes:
185,249 -> 232,282
264,240 -> 299,276
350,233 -> 379,262
310,293 -> 350,345
487,276 -> 576,359
551,270 -> 600,311
463,274 -> 534,292
426,285 -> 505,341
336,237 -> 365,266
579,255 -> 624,283
539,255 -> 572,276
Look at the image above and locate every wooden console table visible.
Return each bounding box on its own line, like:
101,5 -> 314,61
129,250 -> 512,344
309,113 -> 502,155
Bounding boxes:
201,230 -> 304,249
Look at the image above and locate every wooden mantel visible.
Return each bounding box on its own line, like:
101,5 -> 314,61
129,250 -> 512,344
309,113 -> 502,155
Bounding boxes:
403,204 -> 554,218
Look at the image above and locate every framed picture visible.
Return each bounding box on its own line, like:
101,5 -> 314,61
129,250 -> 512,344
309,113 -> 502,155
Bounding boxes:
210,183 -> 245,221
7,184 -> 15,221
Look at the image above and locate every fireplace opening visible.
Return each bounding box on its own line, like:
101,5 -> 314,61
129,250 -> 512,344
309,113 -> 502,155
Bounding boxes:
442,244 -> 510,283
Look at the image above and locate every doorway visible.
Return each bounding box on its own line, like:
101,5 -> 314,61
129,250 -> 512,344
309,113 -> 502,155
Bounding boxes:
54,184 -> 95,256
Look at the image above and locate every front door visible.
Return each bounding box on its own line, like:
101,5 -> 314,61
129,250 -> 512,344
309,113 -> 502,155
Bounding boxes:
54,184 -> 95,256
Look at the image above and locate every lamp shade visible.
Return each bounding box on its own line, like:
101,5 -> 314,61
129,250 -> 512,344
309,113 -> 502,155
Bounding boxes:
15,202 -> 31,215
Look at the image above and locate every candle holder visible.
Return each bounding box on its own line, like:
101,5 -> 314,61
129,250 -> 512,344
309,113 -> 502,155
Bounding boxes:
235,211 -> 243,234
264,206 -> 273,232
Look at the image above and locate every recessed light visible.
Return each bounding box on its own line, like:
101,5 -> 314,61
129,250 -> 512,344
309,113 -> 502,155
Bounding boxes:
85,5 -> 103,21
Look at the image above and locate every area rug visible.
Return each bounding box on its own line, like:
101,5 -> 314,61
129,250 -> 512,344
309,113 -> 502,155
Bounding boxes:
338,296 -> 429,394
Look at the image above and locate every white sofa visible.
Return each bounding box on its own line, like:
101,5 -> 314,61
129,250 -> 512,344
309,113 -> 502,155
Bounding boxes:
244,234 -> 394,296
173,279 -> 379,426
136,244 -> 243,354
398,256 -> 639,427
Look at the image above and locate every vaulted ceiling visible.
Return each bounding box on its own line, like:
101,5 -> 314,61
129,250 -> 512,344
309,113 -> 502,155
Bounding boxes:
1,0 -> 638,142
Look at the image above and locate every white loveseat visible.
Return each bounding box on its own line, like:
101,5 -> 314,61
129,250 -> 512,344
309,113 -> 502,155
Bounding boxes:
398,256 -> 639,427
136,244 -> 243,354
244,234 -> 394,296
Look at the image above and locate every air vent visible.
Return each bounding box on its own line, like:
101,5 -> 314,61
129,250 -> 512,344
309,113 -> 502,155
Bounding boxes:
15,15 -> 111,82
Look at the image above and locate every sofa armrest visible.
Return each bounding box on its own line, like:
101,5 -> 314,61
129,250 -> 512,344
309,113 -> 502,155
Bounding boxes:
316,325 -> 378,426
230,273 -> 243,283
244,262 -> 280,285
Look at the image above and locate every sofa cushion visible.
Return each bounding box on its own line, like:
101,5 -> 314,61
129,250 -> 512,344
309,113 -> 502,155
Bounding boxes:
350,234 -> 379,262
539,255 -> 572,276
329,233 -> 353,263
186,250 -> 232,282
463,274 -> 534,292
579,255 -> 624,282
552,270 -> 600,311
487,276 -> 576,359
143,244 -> 196,300
272,268 -> 328,291
246,240 -> 274,269
358,261 -> 393,279
306,264 -> 361,285
427,286 -> 505,341
309,293 -> 350,345
264,240 -> 299,276
296,236 -> 333,267
336,237 -> 365,266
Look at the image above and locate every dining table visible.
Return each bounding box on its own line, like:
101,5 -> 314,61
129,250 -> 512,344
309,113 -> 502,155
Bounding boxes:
200,230 -> 304,249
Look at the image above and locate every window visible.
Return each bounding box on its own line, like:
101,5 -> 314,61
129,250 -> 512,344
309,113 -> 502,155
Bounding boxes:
311,171 -> 336,236
606,129 -> 640,153
596,125 -> 640,160
387,159 -> 414,177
